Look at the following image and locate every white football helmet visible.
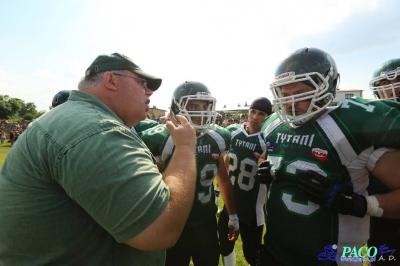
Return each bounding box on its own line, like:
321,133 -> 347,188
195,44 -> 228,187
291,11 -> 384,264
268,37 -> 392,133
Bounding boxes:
271,48 -> 340,125
170,81 -> 217,130
369,58 -> 400,102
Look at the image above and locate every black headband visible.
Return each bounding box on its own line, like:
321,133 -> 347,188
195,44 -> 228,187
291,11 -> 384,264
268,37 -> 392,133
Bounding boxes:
250,97 -> 272,115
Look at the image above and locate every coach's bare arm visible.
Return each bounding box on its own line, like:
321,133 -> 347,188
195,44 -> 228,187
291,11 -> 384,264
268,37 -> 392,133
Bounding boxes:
125,115 -> 197,250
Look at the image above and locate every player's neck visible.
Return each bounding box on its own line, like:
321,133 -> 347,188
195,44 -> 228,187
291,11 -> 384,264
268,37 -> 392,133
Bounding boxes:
245,125 -> 259,135
308,108 -> 329,124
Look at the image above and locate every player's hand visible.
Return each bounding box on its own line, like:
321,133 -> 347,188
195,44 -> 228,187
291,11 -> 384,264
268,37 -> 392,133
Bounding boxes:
166,115 -> 196,149
255,160 -> 273,186
298,166 -> 367,218
227,214 -> 240,241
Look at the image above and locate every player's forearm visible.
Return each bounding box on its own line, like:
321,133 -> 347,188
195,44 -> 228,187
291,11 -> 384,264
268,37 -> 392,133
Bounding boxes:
370,149 -> 400,218
218,177 -> 236,214
374,190 -> 400,218
372,149 -> 400,190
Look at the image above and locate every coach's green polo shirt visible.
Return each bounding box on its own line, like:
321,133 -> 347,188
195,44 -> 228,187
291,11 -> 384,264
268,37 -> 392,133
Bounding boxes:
0,90 -> 169,265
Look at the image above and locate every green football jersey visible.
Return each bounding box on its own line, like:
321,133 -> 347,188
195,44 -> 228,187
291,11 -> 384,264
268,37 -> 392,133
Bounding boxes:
131,119 -> 159,134
225,123 -> 266,226
367,99 -> 400,195
139,124 -> 231,227
261,97 -> 400,266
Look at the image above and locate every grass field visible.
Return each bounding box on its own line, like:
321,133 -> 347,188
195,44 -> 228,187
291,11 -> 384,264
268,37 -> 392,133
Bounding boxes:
0,143 -> 11,164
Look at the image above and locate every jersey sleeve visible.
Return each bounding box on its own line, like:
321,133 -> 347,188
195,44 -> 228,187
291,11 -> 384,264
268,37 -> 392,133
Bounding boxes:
133,119 -> 159,134
226,124 -> 241,134
138,124 -> 169,156
334,97 -> 400,149
261,113 -> 280,140
214,125 -> 231,156
373,101 -> 400,149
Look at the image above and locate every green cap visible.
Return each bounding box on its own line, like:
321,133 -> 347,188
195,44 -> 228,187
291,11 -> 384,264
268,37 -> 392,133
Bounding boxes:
85,52 -> 162,91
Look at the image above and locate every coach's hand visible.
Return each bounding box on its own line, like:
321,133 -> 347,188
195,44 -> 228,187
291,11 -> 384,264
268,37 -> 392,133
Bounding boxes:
166,114 -> 196,150
227,214 -> 239,241
299,166 -> 367,218
255,160 -> 273,186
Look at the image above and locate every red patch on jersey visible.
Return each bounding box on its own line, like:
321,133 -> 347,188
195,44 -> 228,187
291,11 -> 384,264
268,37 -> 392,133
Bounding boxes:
211,153 -> 220,161
312,148 -> 328,161
253,152 -> 261,160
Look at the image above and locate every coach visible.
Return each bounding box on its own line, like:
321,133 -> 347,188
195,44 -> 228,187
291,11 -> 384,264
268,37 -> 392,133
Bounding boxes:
0,53 -> 197,265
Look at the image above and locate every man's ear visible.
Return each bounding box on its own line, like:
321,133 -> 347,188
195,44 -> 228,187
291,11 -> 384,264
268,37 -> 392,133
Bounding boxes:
103,72 -> 118,91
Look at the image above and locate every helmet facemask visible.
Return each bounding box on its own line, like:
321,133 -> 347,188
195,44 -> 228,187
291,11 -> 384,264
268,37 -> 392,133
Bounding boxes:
369,67 -> 400,102
171,92 -> 217,130
271,69 -> 335,125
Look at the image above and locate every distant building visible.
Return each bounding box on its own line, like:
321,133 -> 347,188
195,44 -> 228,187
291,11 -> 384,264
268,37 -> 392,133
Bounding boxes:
216,102 -> 250,117
217,88 -> 364,115
147,106 -> 167,120
332,89 -> 363,106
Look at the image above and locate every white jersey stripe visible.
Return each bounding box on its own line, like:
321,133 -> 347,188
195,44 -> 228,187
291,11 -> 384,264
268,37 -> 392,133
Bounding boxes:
316,113 -> 357,166
256,184 -> 267,226
161,136 -> 174,164
263,117 -> 282,139
316,112 -> 368,266
207,130 -> 226,156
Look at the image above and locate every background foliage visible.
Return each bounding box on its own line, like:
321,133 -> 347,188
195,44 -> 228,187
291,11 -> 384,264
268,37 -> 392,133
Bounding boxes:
0,95 -> 45,121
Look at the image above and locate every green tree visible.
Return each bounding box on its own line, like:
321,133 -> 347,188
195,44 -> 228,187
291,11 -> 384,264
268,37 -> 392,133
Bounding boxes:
23,113 -> 36,121
8,98 -> 24,115
20,102 -> 38,118
0,95 -> 42,121
0,95 -> 13,119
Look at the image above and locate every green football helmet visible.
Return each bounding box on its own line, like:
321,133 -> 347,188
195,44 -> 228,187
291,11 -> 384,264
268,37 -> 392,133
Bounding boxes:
51,90 -> 71,109
170,81 -> 216,130
369,58 -> 400,101
270,47 -> 340,125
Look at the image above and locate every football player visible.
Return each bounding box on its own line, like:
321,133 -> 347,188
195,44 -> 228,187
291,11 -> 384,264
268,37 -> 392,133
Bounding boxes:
368,58 -> 400,265
369,58 -> 400,102
218,97 -> 272,266
138,81 -> 239,266
257,47 -> 400,265
50,90 -> 71,109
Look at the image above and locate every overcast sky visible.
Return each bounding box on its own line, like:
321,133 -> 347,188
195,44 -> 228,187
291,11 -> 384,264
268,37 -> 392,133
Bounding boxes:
0,0 -> 399,112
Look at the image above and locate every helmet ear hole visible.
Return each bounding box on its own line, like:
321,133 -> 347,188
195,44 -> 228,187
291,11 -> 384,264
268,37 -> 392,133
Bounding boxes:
332,73 -> 340,90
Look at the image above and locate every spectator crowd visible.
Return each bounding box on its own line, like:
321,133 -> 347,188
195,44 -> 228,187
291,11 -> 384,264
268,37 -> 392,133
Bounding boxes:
0,120 -> 27,146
